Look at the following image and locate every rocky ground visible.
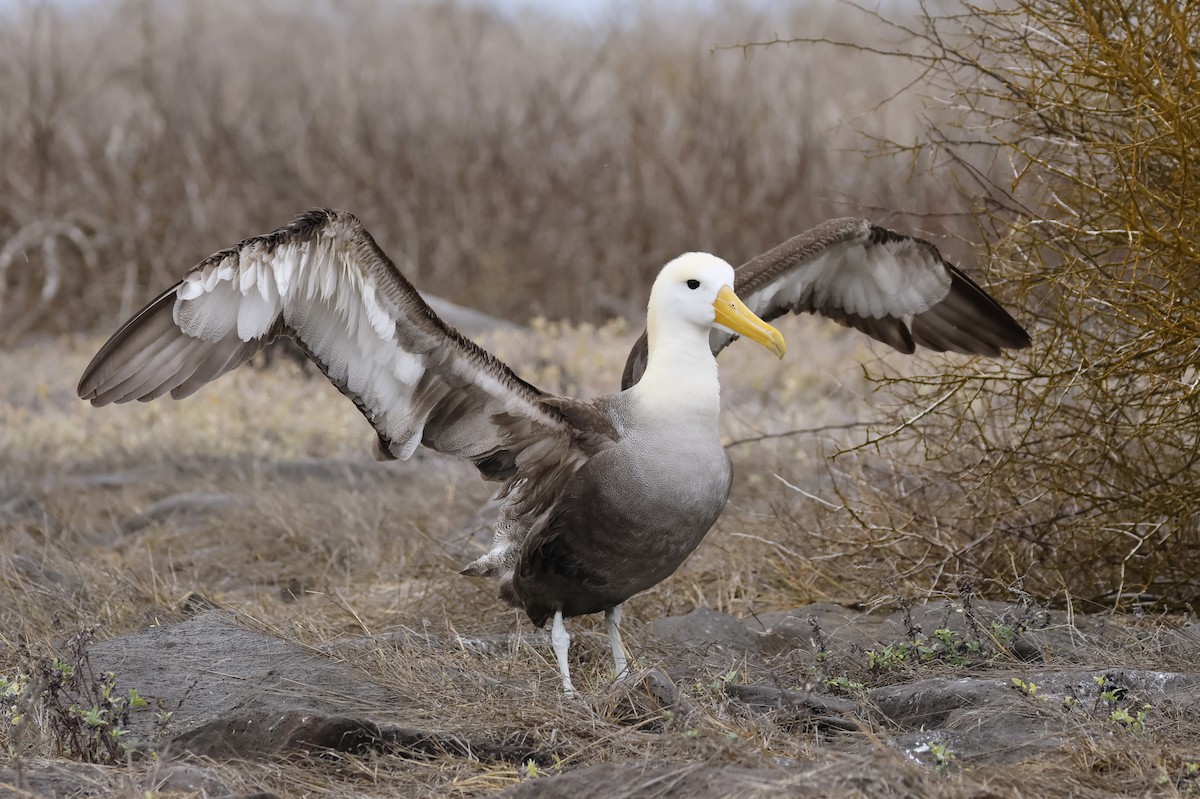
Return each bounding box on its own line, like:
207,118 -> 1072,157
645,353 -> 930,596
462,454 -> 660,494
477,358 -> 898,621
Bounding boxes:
2,325 -> 1198,798
3,593 -> 1198,798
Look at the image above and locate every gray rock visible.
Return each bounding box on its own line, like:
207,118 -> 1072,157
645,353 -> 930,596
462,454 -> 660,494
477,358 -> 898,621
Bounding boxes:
599,668 -> 694,728
1173,623 -> 1200,659
87,612 -> 546,763
257,458 -> 402,483
56,469 -> 150,489
495,757 -> 945,799
723,683 -> 860,732
2,554 -> 78,596
117,492 -> 243,535
0,493 -> 63,536
496,762 -> 809,799
647,607 -> 758,654
873,599 -> 1088,662
875,598 -> 1039,641
0,759 -> 235,798
149,762 -> 230,794
892,710 -> 1063,768
0,760 -> 114,798
873,675 -> 1016,729
873,668 -> 1200,765
874,675 -> 1066,764
753,602 -> 880,657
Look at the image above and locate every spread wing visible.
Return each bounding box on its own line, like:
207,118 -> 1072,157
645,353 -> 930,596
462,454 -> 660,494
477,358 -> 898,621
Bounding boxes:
77,209 -> 584,479
622,218 -> 1031,388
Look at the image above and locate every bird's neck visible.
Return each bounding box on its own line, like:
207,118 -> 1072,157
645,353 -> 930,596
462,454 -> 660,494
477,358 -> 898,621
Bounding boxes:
631,315 -> 721,420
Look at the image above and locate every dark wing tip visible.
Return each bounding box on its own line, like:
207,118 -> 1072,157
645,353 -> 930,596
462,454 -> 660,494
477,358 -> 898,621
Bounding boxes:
77,284 -> 182,404
816,225 -> 1032,357
910,264 -> 1030,356
821,307 -> 918,354
77,212 -> 362,406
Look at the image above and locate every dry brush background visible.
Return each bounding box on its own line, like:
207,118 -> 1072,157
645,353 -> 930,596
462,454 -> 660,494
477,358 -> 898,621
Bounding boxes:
1,0 -> 1199,796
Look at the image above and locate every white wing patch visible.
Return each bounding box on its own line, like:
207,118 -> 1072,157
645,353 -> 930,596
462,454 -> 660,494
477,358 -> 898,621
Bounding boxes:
79,210 -> 586,512
165,222 -> 562,464
170,232 -> 442,457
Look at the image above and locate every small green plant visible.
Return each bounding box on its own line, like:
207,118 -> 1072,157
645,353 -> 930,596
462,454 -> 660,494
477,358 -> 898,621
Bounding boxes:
927,628 -> 972,667
990,622 -> 1016,647
867,642 -> 910,671
0,627 -> 163,764
710,669 -> 740,691
927,740 -> 956,774
868,628 -> 986,671
1110,704 -> 1152,732
1179,762 -> 1200,794
823,676 -> 867,695
1095,676 -> 1128,706
1011,677 -> 1041,697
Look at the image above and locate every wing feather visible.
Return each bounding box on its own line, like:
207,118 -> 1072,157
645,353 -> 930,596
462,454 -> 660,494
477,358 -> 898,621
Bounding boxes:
78,209 -> 582,478
622,218 -> 1030,388
171,337 -> 260,400
113,332 -> 204,401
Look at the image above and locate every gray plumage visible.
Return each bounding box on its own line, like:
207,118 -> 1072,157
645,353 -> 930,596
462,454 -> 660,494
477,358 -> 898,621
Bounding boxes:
507,394 -> 731,627
621,217 -> 1031,389
77,209 -> 1029,693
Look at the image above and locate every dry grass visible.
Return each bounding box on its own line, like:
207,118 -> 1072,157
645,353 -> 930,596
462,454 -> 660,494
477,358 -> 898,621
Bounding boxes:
0,316 -> 867,640
3,329 -> 1197,798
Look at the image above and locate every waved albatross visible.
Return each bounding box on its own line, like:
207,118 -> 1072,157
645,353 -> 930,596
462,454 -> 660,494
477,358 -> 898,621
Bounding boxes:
77,209 -> 1030,694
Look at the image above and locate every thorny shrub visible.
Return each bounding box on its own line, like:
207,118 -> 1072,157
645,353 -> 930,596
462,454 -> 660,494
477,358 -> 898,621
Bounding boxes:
764,1 -> 1200,609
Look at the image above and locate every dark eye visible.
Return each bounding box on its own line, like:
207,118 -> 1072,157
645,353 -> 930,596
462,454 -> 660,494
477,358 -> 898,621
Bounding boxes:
686,279 -> 700,290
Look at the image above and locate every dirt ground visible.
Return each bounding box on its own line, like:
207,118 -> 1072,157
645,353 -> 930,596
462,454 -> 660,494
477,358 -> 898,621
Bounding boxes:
2,327 -> 1198,798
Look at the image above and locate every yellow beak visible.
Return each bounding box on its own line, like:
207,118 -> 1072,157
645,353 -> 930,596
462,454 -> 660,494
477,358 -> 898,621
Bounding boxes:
713,285 -> 786,359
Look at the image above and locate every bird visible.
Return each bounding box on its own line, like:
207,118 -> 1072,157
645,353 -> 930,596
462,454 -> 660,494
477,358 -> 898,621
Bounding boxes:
76,209 -> 1030,694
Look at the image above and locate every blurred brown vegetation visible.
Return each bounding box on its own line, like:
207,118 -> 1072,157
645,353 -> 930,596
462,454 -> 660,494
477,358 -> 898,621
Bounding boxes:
783,0 -> 1200,610
0,0 -> 963,340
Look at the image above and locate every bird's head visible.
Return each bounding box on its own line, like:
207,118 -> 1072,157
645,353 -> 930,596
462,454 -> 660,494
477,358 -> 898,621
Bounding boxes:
648,253 -> 786,359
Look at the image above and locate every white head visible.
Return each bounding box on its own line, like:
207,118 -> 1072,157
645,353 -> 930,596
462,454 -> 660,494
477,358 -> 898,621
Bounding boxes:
648,253 -> 737,332
631,252 -> 785,416
647,252 -> 786,356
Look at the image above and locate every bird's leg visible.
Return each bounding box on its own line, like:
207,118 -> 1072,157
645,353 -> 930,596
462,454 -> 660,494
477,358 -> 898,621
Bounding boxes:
605,604 -> 630,679
550,610 -> 577,696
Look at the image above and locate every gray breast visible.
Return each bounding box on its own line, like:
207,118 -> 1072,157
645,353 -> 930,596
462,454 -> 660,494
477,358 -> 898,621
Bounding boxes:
512,419 -> 732,626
